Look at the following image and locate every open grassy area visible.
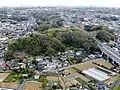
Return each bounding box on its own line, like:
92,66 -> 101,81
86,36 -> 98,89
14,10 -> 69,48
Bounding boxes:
39,76 -> 48,88
94,60 -> 114,69
3,72 -> 23,83
46,76 -> 59,81
66,67 -> 77,73
75,77 -> 87,85
79,75 -> 90,83
118,86 -> 120,90
74,61 -> 97,70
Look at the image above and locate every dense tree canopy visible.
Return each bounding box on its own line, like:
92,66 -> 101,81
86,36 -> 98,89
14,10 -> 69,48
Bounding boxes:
96,30 -> 115,42
90,25 -> 109,31
6,28 -> 98,60
37,16 -> 64,32
84,25 -> 109,32
7,33 -> 65,56
84,25 -> 115,43
55,29 -> 97,53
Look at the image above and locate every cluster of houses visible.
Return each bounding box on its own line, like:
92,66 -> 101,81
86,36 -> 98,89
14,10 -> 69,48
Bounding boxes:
0,49 -> 82,72
35,50 -> 83,73
0,7 -> 119,90
58,7 -> 120,31
0,8 -> 37,62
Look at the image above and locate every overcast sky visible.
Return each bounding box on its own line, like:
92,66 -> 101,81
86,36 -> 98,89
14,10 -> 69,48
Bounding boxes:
0,0 -> 120,7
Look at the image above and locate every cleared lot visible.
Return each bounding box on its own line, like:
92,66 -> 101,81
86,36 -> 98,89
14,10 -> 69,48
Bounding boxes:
64,72 -> 90,83
0,82 -> 19,89
0,73 -> 10,82
65,79 -> 81,87
64,72 -> 81,81
24,81 -> 42,90
47,76 -> 58,81
74,61 -> 97,70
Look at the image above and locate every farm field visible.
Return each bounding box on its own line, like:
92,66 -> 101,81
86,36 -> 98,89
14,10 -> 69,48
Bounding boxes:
75,77 -> 87,85
78,75 -> 90,83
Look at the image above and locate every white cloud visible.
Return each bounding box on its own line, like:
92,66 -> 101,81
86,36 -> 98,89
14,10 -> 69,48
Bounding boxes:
0,0 -> 120,7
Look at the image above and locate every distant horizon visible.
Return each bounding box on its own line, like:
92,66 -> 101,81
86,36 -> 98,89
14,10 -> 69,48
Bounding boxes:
0,0 -> 119,8
0,5 -> 120,8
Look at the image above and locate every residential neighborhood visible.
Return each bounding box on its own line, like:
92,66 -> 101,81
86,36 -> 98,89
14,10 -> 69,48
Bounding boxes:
0,6 -> 119,90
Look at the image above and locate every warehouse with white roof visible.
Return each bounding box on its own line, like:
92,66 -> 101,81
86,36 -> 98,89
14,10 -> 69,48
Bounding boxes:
82,68 -> 110,81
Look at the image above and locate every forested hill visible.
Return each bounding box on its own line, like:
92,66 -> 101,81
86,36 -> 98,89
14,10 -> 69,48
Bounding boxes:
5,28 -> 98,60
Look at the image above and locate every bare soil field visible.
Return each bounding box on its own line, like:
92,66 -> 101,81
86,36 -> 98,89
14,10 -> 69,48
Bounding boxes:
46,76 -> 58,81
0,73 -> 10,82
0,82 -> 19,89
64,72 -> 90,83
24,81 -> 42,90
65,79 -> 81,87
64,72 -> 81,81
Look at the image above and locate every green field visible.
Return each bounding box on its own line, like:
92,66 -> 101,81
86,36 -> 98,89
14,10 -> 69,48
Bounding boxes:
3,72 -> 23,83
74,61 -> 97,70
75,77 -> 87,85
118,86 -> 120,90
94,60 -> 114,69
79,75 -> 90,83
111,74 -> 120,90
66,68 -> 77,73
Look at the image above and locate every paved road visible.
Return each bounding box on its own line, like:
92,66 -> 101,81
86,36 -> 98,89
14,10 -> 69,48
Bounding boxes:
88,30 -> 120,65
90,32 -> 120,90
99,44 -> 120,64
17,79 -> 27,90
